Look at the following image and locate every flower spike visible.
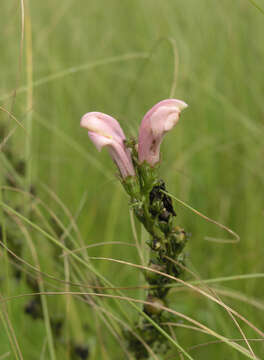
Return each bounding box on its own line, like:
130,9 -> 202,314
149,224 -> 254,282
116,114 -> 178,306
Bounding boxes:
138,99 -> 188,166
80,112 -> 135,178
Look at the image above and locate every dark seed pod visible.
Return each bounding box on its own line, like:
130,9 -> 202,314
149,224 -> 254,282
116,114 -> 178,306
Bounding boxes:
24,298 -> 43,319
73,344 -> 90,359
26,274 -> 40,292
50,317 -> 64,337
15,160 -> 26,176
14,269 -> 22,280
149,180 -> 176,222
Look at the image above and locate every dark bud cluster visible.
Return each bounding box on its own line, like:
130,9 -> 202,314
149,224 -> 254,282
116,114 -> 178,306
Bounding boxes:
149,180 -> 176,222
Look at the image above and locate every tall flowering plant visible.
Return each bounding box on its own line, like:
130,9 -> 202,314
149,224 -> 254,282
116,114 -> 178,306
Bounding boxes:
81,99 -> 189,358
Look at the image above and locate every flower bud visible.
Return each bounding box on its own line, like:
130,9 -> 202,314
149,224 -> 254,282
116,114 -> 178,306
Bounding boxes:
144,296 -> 164,315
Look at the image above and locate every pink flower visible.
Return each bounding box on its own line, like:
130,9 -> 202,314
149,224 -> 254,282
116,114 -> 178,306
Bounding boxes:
80,112 -> 135,178
138,99 -> 188,166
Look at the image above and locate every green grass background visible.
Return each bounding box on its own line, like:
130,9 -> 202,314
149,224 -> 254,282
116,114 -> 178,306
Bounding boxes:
1,0 -> 264,359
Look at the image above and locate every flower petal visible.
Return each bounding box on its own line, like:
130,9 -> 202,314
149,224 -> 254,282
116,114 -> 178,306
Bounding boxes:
81,112 -> 126,143
138,99 -> 188,166
81,112 -> 135,178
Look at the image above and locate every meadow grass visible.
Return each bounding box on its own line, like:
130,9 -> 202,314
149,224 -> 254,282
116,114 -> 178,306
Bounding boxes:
1,0 -> 264,359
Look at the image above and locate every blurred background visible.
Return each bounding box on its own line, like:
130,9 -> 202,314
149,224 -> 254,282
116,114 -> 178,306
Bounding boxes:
1,0 -> 264,359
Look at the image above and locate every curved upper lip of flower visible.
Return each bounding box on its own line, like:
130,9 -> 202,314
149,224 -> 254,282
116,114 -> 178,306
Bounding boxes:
145,99 -> 188,120
80,112 -> 126,143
